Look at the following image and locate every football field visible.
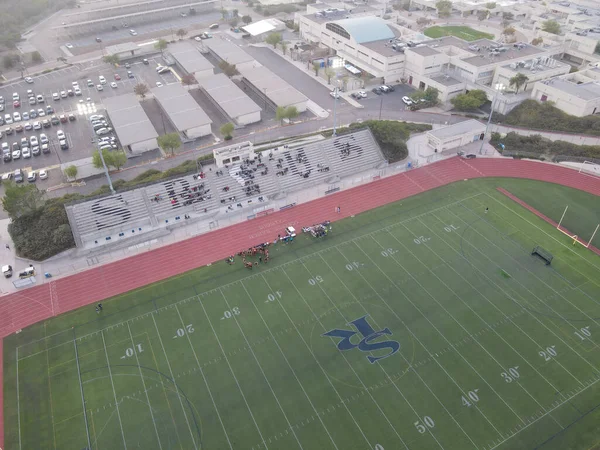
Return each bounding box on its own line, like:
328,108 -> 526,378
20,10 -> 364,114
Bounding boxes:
4,178 -> 600,450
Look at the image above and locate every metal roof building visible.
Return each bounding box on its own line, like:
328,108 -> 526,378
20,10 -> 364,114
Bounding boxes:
327,17 -> 395,44
200,74 -> 261,125
204,38 -> 257,70
103,94 -> 159,154
238,66 -> 308,112
168,41 -> 214,80
426,119 -> 486,152
151,84 -> 212,139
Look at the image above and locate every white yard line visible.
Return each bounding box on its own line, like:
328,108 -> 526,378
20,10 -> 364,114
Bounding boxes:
73,335 -> 92,450
198,294 -> 268,449
253,275 -> 340,450
173,303 -> 232,449
150,314 -> 198,450
411,214 -> 580,395
357,235 -> 529,425
16,347 -> 22,450
278,267 -> 374,449
438,207 -> 599,378
45,323 -> 57,450
100,331 -> 128,450
322,250 -> 481,448
219,286 -> 304,450
126,323 -> 163,450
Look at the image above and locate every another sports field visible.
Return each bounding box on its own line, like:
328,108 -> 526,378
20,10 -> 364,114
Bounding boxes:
424,26 -> 495,41
4,178 -> 600,450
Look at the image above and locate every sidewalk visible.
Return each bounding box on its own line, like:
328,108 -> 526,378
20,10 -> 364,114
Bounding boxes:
490,124 -> 600,145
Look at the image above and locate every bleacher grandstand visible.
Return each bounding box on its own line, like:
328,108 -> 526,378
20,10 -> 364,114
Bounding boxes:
66,129 -> 385,250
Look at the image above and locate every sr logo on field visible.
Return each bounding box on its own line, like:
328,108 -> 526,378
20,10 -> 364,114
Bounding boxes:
322,315 -> 400,364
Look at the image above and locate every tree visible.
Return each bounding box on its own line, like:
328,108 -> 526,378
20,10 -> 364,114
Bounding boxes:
280,41 -> 288,55
450,90 -> 488,110
230,18 -> 239,28
312,62 -> 321,76
176,28 -> 187,39
416,17 -> 431,26
265,32 -> 282,49
64,165 -> 78,180
220,122 -> 234,140
181,74 -> 197,85
276,106 -> 287,124
435,0 -> 452,18
92,149 -> 112,169
233,8 -> 239,17
134,83 -> 149,99
242,15 -> 252,24
286,106 -> 298,121
531,37 -> 543,46
157,133 -> 182,156
502,11 -> 513,20
411,87 -> 439,105
220,8 -> 228,19
1,181 -> 45,219
509,73 -> 528,93
155,39 -> 168,54
341,75 -> 350,91
324,67 -> 336,84
31,51 -> 42,63
111,151 -> 127,170
102,54 -> 120,65
542,20 -> 561,35
476,10 -> 488,21
3,55 -> 14,69
218,61 -> 239,77
503,26 -> 516,36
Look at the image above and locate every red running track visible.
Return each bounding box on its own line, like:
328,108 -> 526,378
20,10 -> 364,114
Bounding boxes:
1,156 -> 600,447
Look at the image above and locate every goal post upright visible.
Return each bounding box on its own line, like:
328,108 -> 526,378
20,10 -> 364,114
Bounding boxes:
557,205 -> 569,230
588,224 -> 600,249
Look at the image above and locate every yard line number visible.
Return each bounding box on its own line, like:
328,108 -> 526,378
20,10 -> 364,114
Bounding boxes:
501,366 -> 520,383
539,345 -> 557,362
380,248 -> 398,257
221,307 -> 241,320
444,224 -> 460,233
345,261 -> 362,271
121,344 -> 144,359
266,291 -> 282,303
414,416 -> 435,434
575,326 -> 591,341
461,389 -> 480,407
374,445 -> 384,450
308,275 -> 324,285
413,236 -> 431,245
173,324 -> 195,339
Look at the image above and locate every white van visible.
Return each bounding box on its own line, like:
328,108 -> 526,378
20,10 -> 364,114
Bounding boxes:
2,265 -> 13,278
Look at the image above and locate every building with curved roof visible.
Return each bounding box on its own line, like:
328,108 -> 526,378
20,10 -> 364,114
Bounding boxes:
325,16 -> 395,44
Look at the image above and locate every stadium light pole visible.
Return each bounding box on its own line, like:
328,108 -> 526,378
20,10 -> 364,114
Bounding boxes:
332,78 -> 340,136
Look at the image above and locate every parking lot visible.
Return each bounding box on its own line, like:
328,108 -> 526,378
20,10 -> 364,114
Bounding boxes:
0,56 -> 181,180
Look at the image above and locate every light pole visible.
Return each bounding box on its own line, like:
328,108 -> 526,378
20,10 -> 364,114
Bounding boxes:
378,94 -> 383,120
332,78 -> 340,136
479,89 -> 500,155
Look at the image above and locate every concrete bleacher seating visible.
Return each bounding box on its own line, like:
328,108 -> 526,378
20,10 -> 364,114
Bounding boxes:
66,129 -> 386,250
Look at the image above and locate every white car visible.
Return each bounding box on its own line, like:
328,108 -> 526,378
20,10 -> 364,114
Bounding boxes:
358,90 -> 367,98
155,81 -> 163,87
402,96 -> 413,106
74,87 -> 82,96
99,75 -> 107,85
95,127 -> 112,135
13,112 -> 21,122
30,136 -> 38,146
65,43 -> 74,49
24,122 -> 33,131
52,92 -> 60,101
56,130 -> 65,140
60,90 -> 67,98
22,147 -> 31,158
194,36 -> 202,42
110,82 -> 118,89
37,108 -> 45,117
39,133 -> 48,144
22,112 -> 30,120
4,114 -> 13,124
329,91 -> 340,99
96,84 -> 103,91
39,169 -> 48,180
33,121 -> 42,130
24,77 -> 34,84
36,94 -> 45,103
129,29 -> 137,36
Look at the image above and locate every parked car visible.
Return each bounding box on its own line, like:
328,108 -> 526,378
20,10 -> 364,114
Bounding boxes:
24,77 -> 34,84
39,133 -> 48,144
33,121 -> 41,130
68,113 -> 76,122
37,108 -> 46,117
99,75 -> 107,85
27,171 -> 36,182
127,71 -> 134,79
30,136 -> 38,147
60,90 -> 67,98
22,112 -> 30,121
57,130 -> 65,140
31,145 -> 40,156
372,87 -> 382,95
402,96 -> 413,106
114,73 -> 121,80
14,169 -> 23,183
46,105 -> 54,114
97,84 -> 104,91
59,114 -> 68,123
110,82 -> 118,89
95,127 -> 112,135
28,97 -> 36,105
22,147 -> 31,158
39,169 -> 48,180
36,94 -> 45,103
52,92 -> 60,101
41,143 -> 50,154
29,109 -> 37,119
13,112 -> 21,122
51,116 -> 60,125
14,124 -> 23,133
24,122 -> 33,131
130,29 -> 137,35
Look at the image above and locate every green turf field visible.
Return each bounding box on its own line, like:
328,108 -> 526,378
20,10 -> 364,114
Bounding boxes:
424,26 -> 495,41
4,178 -> 600,450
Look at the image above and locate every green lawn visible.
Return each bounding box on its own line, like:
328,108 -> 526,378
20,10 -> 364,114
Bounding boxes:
424,25 -> 495,41
4,178 -> 600,450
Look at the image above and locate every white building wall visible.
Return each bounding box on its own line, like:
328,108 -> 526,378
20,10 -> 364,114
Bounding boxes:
184,124 -> 212,139
130,137 -> 159,154
236,110 -> 261,125
530,82 -> 600,117
426,128 -> 486,152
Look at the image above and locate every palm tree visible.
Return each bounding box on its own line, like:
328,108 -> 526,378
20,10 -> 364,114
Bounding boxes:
509,73 -> 529,93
